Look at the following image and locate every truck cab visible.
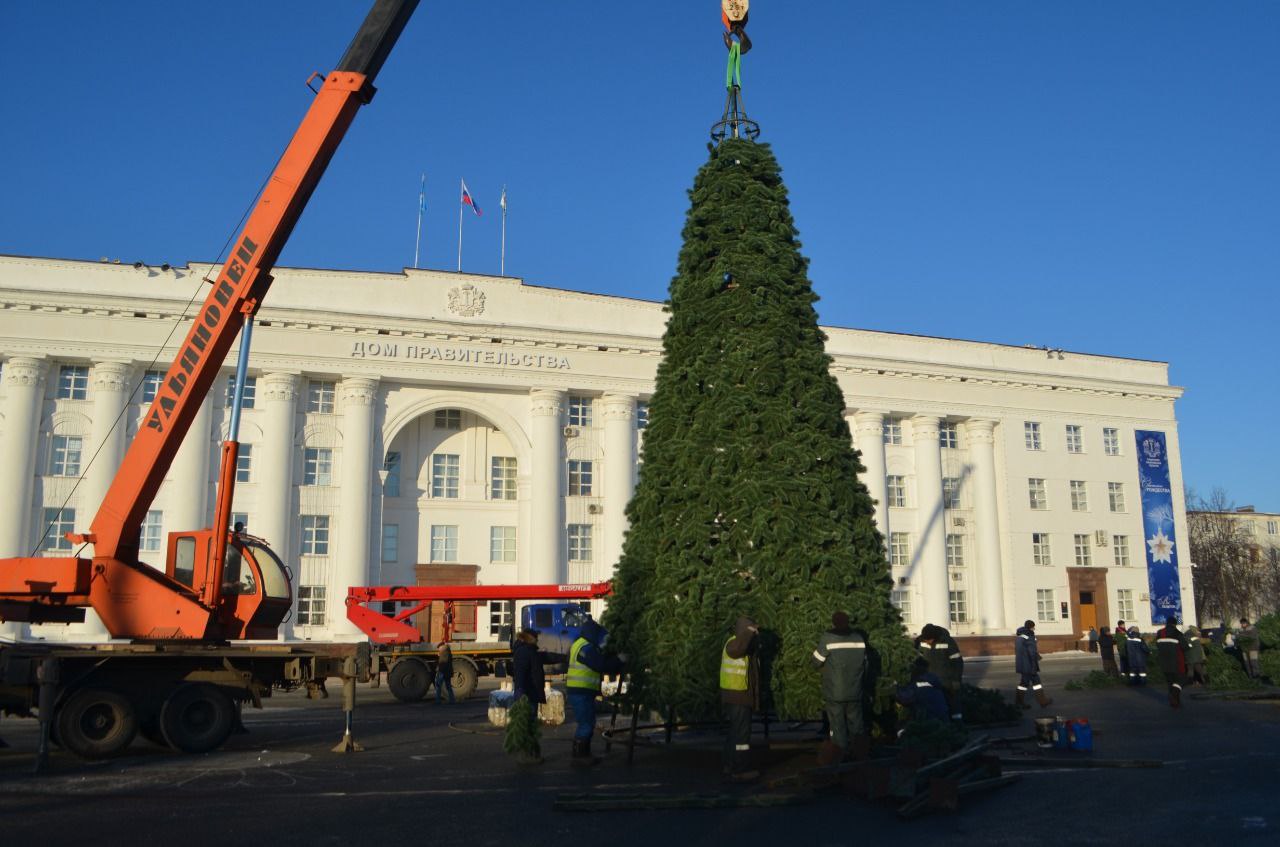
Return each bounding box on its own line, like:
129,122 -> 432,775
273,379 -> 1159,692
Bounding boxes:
520,602 -> 591,658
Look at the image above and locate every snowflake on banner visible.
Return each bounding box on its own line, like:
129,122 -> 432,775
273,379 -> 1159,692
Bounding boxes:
1147,528 -> 1175,564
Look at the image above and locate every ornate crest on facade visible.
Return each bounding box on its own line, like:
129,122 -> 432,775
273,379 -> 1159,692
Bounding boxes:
447,284 -> 486,317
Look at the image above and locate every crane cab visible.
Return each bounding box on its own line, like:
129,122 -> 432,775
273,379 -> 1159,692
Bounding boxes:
167,528 -> 293,639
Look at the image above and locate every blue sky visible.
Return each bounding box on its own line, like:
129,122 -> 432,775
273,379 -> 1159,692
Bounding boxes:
1,2 -> 1276,508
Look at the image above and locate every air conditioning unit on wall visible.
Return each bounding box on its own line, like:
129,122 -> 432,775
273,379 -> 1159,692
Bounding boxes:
563,426 -> 578,438
952,516 -> 967,527
587,504 -> 602,515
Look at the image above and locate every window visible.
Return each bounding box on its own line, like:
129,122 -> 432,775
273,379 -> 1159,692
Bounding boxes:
1116,589 -> 1135,621
383,452 -> 401,497
434,408 -> 462,430
1103,428 -> 1121,456
636,402 -> 649,429
1032,533 -> 1052,566
300,515 -> 330,555
567,396 -> 593,427
490,526 -> 517,562
1269,520 -> 1279,536
883,418 -> 903,446
139,510 -> 163,553
49,435 -> 83,477
141,370 -> 163,403
489,600 -> 514,633
42,507 -> 75,552
381,524 -> 399,563
235,445 -> 253,482
949,591 -> 969,625
1113,535 -> 1130,567
1070,480 -> 1089,512
1024,421 -> 1042,451
303,447 -> 333,486
942,477 -> 961,510
296,586 -> 327,626
1074,534 -> 1093,566
431,453 -> 460,498
568,460 -> 594,496
1108,482 -> 1126,513
890,533 -> 911,567
891,589 -> 912,620
491,456 -> 517,500
57,365 -> 88,400
225,374 -> 257,409
567,524 -> 593,562
307,380 -> 336,413
939,423 -> 958,449
430,525 -> 459,562
886,476 -> 906,508
1036,589 -> 1056,622
946,534 -> 965,567
1028,478 -> 1047,510
1065,424 -> 1083,454
231,512 -> 249,533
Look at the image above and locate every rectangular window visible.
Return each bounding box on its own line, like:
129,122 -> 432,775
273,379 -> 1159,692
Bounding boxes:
231,512 -> 249,533
886,476 -> 906,508
883,418 -> 903,446
42,508 -> 75,552
225,374 -> 257,409
296,585 -> 327,626
383,452 -> 401,497
1108,482 -> 1126,513
942,477 -> 961,510
381,523 -> 399,563
490,526 -> 517,562
1032,533 -> 1052,566
431,453 -> 460,498
1065,424 -> 1083,454
141,370 -> 163,403
889,532 -> 911,567
1074,534 -> 1093,566
1024,421 -> 1042,451
891,589 -> 912,620
1113,535 -> 1130,567
235,444 -> 253,483
945,534 -> 965,567
939,423 -> 959,449
567,396 -> 593,427
567,460 -> 594,496
567,524 -> 593,562
307,380 -> 336,413
434,408 -> 462,430
949,591 -> 969,625
303,447 -> 333,486
57,365 -> 89,400
140,510 -> 163,553
636,402 -> 649,429
430,525 -> 459,562
1116,589 -> 1135,621
300,515 -> 330,555
1036,589 -> 1056,622
489,599 -> 514,634
1070,480 -> 1089,512
1028,478 -> 1048,510
1103,428 -> 1121,456
490,456 -> 517,500
50,435 -> 84,477
1269,520 -> 1279,536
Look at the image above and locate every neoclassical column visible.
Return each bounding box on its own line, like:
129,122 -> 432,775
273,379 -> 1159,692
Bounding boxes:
851,410 -> 889,537
168,395 -> 213,537
912,415 -> 950,628
333,377 -> 378,637
530,389 -> 565,584
966,419 -> 1007,632
256,373 -> 300,569
0,357 -> 46,640
601,393 -> 637,577
80,362 -> 134,544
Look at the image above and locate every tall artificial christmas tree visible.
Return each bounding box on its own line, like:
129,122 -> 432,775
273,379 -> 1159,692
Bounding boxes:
603,134 -> 913,721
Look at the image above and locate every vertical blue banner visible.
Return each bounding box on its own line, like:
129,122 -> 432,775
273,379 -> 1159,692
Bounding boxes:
1135,430 -> 1183,623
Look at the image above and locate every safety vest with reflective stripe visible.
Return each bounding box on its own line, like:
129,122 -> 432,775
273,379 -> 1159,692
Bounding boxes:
568,637 -> 602,692
720,636 -> 749,691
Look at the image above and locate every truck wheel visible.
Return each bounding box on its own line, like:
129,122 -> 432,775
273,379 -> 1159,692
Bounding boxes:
55,687 -> 138,760
452,659 -> 478,701
388,658 -> 430,702
160,684 -> 235,754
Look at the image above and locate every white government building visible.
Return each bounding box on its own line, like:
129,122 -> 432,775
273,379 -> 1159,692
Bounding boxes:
0,254 -> 1195,651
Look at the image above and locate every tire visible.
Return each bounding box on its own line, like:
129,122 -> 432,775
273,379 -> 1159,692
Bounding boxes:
388,659 -> 431,702
160,684 -> 235,754
55,687 -> 138,760
452,659 -> 478,701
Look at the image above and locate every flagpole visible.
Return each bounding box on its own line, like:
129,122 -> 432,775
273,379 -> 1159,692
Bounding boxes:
414,172 -> 425,269
457,178 -> 464,272
500,185 -> 507,277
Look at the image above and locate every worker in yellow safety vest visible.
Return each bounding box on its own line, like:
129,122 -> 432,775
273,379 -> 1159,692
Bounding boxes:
720,616 -> 760,782
566,618 -> 623,766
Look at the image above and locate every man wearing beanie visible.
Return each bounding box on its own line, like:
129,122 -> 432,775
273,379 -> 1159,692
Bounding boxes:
811,611 -> 868,761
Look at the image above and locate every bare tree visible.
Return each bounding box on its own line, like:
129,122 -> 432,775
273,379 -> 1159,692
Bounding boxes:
1186,487 -> 1277,623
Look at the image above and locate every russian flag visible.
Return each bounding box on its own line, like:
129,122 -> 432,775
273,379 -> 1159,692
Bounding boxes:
461,179 -> 482,216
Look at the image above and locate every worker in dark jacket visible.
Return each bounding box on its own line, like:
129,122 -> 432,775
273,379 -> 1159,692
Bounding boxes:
1015,620 -> 1052,708
1155,616 -> 1187,708
810,611 -> 867,757
1098,626 -> 1120,678
896,657 -> 950,724
1115,620 -> 1130,679
914,623 -> 964,721
434,641 -> 455,704
721,616 -> 760,782
566,618 -> 622,766
512,629 -> 546,706
1184,626 -> 1208,686
1125,626 -> 1150,685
